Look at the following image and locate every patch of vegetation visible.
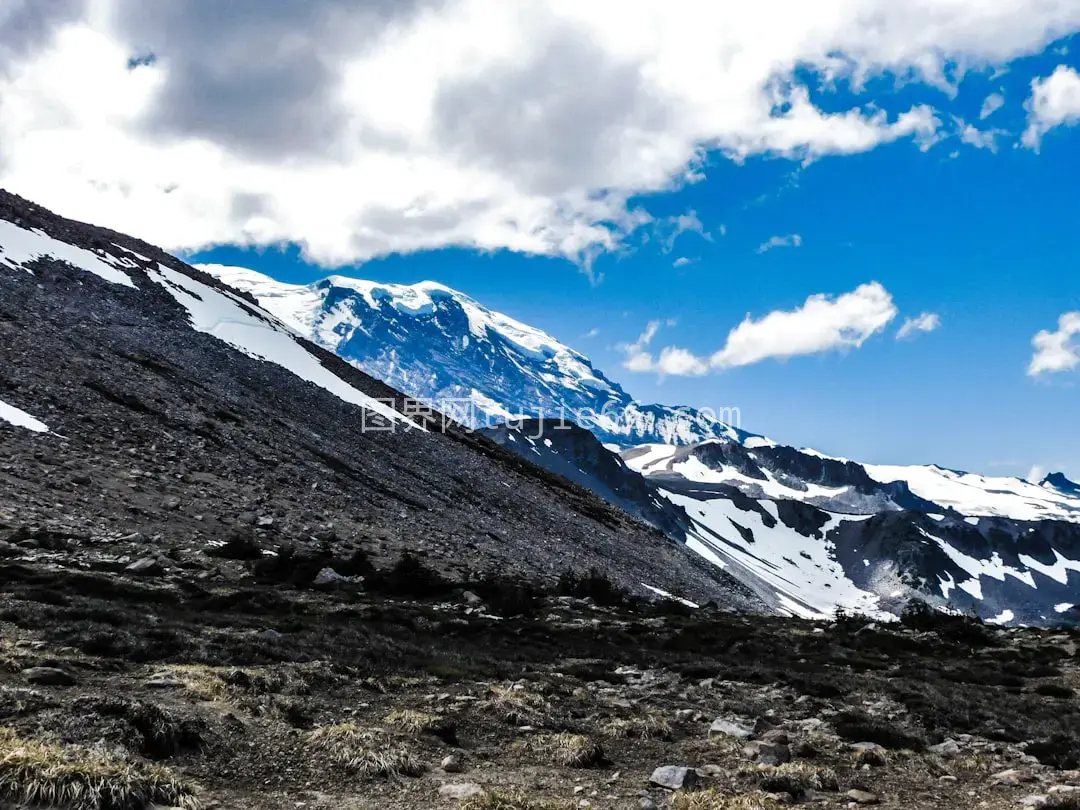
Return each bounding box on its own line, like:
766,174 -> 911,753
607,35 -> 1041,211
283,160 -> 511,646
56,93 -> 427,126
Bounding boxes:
383,709 -> 456,743
0,726 -> 198,810
484,684 -> 551,726
743,762 -> 839,796
600,714 -> 673,741
524,733 -> 604,768
306,723 -> 423,778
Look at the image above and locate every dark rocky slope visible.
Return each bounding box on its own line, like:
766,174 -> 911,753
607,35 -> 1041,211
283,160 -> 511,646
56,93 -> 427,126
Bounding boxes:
0,190 -> 758,611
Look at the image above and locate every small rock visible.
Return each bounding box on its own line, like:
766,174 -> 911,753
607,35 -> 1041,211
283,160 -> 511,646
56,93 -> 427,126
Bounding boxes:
742,741 -> 791,766
438,783 -> 484,800
144,673 -> 185,688
237,512 -> 258,525
313,567 -> 346,586
1020,796 -> 1049,808
992,770 -> 1037,786
649,766 -> 698,791
709,718 -> 754,740
931,739 -> 962,758
126,557 -> 163,576
256,515 -> 274,527
257,629 -> 283,641
638,799 -> 658,810
23,666 -> 76,686
846,789 -> 880,805
462,591 -> 483,606
441,755 -> 464,773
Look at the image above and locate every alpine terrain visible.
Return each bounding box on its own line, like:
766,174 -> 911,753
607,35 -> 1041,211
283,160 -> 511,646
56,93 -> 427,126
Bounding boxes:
2,193 -> 1080,810
203,265 -> 1080,626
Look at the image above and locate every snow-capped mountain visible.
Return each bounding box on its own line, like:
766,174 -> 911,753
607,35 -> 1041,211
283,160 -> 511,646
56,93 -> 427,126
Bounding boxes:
200,265 -> 749,447
491,422 -> 1080,624
203,263 -> 1080,624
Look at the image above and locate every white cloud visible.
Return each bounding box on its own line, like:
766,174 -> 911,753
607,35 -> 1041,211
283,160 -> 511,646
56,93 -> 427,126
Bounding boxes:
654,211 -> 711,253
980,91 -> 1005,119
711,282 -> 898,368
624,281 -> 898,375
897,311 -> 942,339
1027,464 -> 1048,483
1,2 -> 1079,267
955,119 -> 1004,151
672,256 -> 693,268
756,233 -> 803,254
583,327 -> 600,338
1022,65 -> 1080,150
619,318 -> 707,376
1029,311 -> 1080,376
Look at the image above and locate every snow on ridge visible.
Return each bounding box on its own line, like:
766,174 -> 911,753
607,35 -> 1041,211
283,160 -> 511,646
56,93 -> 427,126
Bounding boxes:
0,398 -> 49,433
0,219 -> 137,288
151,264 -> 416,429
867,462 -> 1080,523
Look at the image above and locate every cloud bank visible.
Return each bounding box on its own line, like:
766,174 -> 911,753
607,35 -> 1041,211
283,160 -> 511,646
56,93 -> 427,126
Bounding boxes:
2,1 -> 1080,267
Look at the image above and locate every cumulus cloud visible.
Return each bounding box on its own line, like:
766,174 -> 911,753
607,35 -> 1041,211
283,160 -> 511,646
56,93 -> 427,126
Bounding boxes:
672,256 -> 694,268
1029,311 -> 1080,376
1022,65 -> 1080,150
756,234 -> 803,254
980,91 -> 1005,119
712,282 -> 898,368
619,319 -> 707,376
624,282 -> 898,375
897,312 -> 942,339
1,1 -> 1079,267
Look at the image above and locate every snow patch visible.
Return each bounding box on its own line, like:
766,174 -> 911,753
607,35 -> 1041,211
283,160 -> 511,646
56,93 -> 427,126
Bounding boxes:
0,220 -> 137,288
0,398 -> 49,433
150,265 -> 415,428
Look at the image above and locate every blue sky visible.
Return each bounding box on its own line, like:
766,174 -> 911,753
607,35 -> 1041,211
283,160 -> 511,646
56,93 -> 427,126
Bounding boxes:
193,43 -> 1080,480
4,2 -> 1080,480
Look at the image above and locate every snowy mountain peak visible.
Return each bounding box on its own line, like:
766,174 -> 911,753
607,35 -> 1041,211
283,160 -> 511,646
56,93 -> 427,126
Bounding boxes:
201,264 -> 743,446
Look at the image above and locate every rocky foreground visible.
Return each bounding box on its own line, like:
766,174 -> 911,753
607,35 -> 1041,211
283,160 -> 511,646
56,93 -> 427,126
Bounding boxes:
0,530 -> 1078,810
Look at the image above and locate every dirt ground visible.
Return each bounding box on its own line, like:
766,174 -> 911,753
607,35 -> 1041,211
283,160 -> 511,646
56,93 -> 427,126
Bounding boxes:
0,531 -> 1078,810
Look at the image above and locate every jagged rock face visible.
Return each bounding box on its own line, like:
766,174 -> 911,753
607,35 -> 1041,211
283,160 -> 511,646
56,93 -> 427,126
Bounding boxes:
0,190 -> 762,611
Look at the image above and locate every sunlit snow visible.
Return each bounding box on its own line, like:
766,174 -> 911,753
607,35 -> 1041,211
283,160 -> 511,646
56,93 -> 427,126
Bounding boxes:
0,398 -> 49,433
0,220 -> 137,288
149,265 -> 415,428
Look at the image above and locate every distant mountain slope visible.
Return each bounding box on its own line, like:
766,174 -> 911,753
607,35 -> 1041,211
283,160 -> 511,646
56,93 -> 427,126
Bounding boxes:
201,264 -> 750,447
203,263 -> 1080,625
490,424 -> 1080,623
0,190 -> 761,610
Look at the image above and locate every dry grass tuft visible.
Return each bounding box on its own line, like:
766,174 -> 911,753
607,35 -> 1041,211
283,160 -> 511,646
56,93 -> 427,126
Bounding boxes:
383,709 -> 454,739
600,713 -> 673,741
742,761 -> 839,795
484,684 -> 551,726
307,723 -> 423,778
524,733 -> 604,768
0,726 -> 198,810
159,665 -> 229,701
458,790 -> 573,810
670,789 -> 782,810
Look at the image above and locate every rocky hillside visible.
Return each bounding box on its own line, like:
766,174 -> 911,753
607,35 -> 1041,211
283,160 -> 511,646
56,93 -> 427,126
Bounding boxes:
0,189 -> 758,611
